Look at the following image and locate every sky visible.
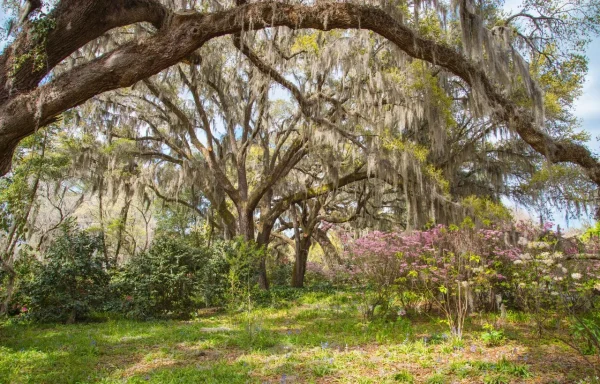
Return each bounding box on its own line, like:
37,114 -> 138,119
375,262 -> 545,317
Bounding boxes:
573,37 -> 600,154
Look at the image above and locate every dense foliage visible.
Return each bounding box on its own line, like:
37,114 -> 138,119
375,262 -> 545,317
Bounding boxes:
17,223 -> 109,323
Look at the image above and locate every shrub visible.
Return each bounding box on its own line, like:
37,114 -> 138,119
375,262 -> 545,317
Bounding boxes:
109,235 -> 208,319
393,370 -> 415,383
341,222 -> 520,336
20,224 -> 109,323
221,238 -> 265,310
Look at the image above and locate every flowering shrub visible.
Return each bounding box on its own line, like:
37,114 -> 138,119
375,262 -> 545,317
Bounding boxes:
338,219 -> 600,339
505,222 -> 600,343
341,222 -> 520,335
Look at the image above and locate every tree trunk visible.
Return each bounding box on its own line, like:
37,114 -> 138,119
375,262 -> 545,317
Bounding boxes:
238,207 -> 270,290
237,206 -> 254,242
98,175 -> 110,266
113,182 -> 132,264
256,223 -> 273,290
290,203 -> 312,288
0,270 -> 16,315
291,238 -> 310,288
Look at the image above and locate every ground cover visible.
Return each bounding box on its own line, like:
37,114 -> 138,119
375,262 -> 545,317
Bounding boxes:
0,291 -> 595,384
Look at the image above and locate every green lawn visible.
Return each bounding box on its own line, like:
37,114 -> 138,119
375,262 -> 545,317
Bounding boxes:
0,291 -> 595,383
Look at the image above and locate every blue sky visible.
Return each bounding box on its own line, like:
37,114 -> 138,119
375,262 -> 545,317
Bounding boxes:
573,37 -> 600,154
502,0 -> 600,153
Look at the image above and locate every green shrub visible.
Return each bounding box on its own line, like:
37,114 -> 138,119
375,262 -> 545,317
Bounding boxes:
570,312 -> 600,356
109,235 -> 208,319
20,224 -> 109,323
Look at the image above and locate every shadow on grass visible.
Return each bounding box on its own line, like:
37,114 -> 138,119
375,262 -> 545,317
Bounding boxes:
0,318 -> 258,383
0,305 -> 595,384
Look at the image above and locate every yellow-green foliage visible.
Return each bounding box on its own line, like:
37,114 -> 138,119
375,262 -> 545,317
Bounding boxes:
581,222 -> 600,242
291,32 -> 320,55
425,164 -> 450,194
533,46 -> 586,116
409,62 -> 456,129
382,131 -> 429,163
418,10 -> 445,41
101,137 -> 136,156
11,16 -> 56,76
461,196 -> 512,227
381,130 -> 450,194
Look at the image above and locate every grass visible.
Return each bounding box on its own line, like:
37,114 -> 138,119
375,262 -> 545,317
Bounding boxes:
0,290 -> 595,383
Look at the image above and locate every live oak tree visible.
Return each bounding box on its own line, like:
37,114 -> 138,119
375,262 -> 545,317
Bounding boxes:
84,34 -> 406,288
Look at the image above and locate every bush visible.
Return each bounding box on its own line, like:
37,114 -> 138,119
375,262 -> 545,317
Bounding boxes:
341,223 -> 520,335
107,236 -> 265,318
109,235 -> 209,319
221,237 -> 265,310
19,224 -> 109,323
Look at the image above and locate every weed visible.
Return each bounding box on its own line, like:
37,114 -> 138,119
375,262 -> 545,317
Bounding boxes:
481,323 -> 505,347
426,373 -> 447,384
393,370 -> 415,383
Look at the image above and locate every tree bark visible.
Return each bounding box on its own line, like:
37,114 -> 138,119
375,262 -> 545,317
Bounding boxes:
291,237 -> 311,288
113,182 -> 133,264
256,221 -> 274,290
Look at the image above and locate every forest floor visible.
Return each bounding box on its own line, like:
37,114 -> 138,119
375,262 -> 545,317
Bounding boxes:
0,290 -> 597,384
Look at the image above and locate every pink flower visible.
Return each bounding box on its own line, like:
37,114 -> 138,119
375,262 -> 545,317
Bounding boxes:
21,306 -> 28,312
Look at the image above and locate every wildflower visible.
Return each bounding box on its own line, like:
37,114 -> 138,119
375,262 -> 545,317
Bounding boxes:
520,253 -> 532,260
571,273 -> 582,280
21,306 -> 28,313
513,260 -> 523,265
